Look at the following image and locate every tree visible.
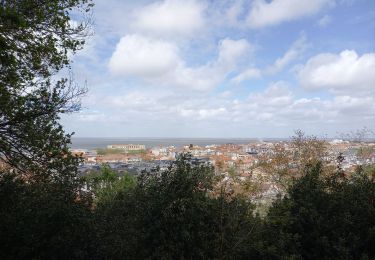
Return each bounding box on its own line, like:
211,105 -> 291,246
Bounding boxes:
0,170 -> 96,259
94,154 -> 262,259
338,127 -> 374,143
291,130 -> 328,168
261,162 -> 375,259
0,1 -> 95,258
83,164 -> 136,204
0,0 -> 93,182
256,130 -> 329,190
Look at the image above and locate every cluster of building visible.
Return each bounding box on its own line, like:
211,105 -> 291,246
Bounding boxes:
73,140 -> 375,175
72,140 -> 375,207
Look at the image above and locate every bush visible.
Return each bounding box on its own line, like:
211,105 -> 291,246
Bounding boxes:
93,154 -> 261,259
261,163 -> 375,259
0,171 -> 96,259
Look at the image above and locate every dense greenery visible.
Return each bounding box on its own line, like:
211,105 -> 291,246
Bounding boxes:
261,163 -> 375,259
89,156 -> 375,259
92,154 -> 262,259
83,163 -> 136,203
0,171 -> 95,259
1,153 -> 374,259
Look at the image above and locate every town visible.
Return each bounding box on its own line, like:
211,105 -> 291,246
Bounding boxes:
73,139 -> 375,176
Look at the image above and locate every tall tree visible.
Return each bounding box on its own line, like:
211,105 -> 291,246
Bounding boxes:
0,0 -> 93,183
0,1 -> 95,258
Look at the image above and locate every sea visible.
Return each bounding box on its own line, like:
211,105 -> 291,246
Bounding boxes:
70,137 -> 284,150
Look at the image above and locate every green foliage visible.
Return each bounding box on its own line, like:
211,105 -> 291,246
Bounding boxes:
93,154 -> 261,259
84,164 -> 118,186
0,0 -> 93,179
1,149 -> 374,259
84,164 -> 136,203
96,148 -> 124,155
360,164 -> 375,177
126,149 -> 146,154
0,171 -> 95,259
261,162 -> 375,259
0,1 -> 96,258
95,148 -> 146,155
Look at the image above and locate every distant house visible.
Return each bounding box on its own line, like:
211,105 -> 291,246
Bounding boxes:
107,144 -> 146,151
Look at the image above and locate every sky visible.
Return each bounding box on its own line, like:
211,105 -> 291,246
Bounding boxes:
62,0 -> 375,138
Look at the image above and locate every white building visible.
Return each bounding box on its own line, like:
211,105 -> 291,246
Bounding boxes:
107,144 -> 145,151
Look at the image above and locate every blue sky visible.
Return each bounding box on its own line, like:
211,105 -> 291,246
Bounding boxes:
62,0 -> 375,138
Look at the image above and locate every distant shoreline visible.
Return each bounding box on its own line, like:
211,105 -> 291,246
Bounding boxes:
70,137 -> 375,150
70,137 -> 287,150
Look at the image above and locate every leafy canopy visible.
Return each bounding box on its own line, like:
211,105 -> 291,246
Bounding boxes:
0,0 -> 93,182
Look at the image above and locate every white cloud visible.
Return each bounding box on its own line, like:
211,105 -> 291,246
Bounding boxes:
217,38 -> 252,68
108,91 -> 158,111
233,34 -> 307,83
246,0 -> 334,28
76,111 -> 109,123
317,14 -> 332,27
109,36 -> 252,91
248,82 -> 294,108
69,80 -> 375,137
225,0 -> 245,26
167,38 -> 251,90
65,0 -> 375,137
132,0 -> 206,37
108,34 -> 180,77
299,50 -> 375,95
167,65 -> 222,91
232,68 -> 261,83
180,107 -> 228,120
266,33 -> 308,74
170,38 -> 251,90
330,96 -> 375,116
